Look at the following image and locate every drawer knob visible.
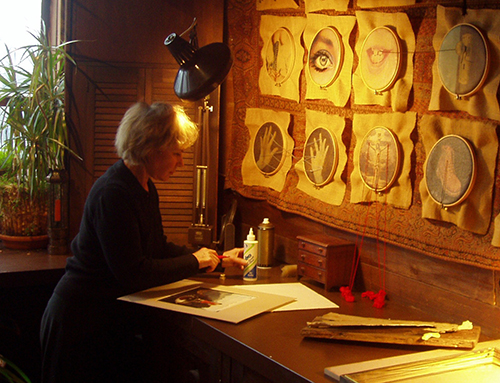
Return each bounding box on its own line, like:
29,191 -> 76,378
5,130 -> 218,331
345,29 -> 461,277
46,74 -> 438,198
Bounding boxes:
318,259 -> 323,266
300,267 -> 305,273
300,254 -> 306,260
318,248 -> 324,254
318,271 -> 322,277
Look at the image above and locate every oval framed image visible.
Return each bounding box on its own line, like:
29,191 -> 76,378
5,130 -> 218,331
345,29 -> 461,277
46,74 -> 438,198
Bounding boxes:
358,126 -> 401,193
425,135 -> 477,208
438,23 -> 489,99
360,26 -> 402,94
253,121 -> 285,176
307,26 -> 344,88
303,127 -> 338,187
264,27 -> 296,86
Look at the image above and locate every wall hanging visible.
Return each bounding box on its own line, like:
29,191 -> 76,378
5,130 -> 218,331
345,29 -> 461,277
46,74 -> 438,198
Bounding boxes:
350,112 -> 416,209
429,5 -> 500,121
419,114 -> 498,235
257,0 -> 298,10
259,15 -> 306,102
304,0 -> 349,13
295,110 -> 347,206
304,14 -> 356,106
424,135 -> 477,209
437,23 -> 489,100
353,11 -> 414,112
242,108 -> 295,192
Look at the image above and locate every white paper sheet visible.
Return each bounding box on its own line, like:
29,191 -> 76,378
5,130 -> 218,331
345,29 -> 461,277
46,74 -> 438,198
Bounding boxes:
235,282 -> 339,311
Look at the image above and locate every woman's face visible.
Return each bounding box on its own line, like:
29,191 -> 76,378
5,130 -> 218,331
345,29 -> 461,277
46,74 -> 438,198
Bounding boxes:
145,143 -> 184,182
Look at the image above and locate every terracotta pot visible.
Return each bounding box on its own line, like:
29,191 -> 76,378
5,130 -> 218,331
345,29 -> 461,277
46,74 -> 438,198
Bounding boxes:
0,234 -> 49,250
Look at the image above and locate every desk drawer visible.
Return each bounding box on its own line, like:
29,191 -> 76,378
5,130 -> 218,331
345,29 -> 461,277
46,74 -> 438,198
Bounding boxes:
298,240 -> 328,256
298,261 -> 326,284
298,250 -> 325,268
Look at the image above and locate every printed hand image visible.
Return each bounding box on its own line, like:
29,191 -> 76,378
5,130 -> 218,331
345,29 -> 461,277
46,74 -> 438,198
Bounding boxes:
308,27 -> 343,87
303,127 -> 337,186
253,122 -> 284,175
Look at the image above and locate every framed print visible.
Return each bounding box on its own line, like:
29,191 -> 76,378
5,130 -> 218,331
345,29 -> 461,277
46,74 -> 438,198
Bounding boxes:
253,121 -> 285,176
303,127 -> 338,187
265,27 -> 296,86
358,126 -> 401,192
360,27 -> 402,94
307,26 -> 344,88
438,23 -> 489,99
425,135 -> 476,208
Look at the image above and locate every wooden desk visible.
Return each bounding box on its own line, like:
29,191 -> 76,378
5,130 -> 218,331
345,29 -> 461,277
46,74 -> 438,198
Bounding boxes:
133,268 -> 477,383
0,247 -> 69,287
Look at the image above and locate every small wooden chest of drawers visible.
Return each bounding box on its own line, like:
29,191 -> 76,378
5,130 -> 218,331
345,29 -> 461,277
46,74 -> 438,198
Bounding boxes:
297,234 -> 355,291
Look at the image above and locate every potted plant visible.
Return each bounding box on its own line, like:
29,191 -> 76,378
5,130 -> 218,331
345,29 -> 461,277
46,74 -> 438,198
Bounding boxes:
0,22 -> 77,250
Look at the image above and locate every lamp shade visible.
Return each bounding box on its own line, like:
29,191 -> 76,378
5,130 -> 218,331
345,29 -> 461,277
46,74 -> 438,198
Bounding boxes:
164,33 -> 233,101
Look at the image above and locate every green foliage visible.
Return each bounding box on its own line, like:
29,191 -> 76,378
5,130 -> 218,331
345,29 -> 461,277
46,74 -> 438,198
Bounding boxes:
0,22 -> 78,200
0,354 -> 31,383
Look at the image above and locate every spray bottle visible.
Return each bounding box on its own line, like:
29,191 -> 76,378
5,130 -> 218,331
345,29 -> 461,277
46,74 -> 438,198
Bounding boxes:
243,228 -> 258,281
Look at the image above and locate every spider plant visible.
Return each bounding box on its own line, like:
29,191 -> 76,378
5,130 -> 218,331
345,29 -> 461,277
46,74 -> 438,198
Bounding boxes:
0,22 -> 78,237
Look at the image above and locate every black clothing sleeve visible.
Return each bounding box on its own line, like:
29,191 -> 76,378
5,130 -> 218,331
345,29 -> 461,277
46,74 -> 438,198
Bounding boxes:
55,160 -> 199,302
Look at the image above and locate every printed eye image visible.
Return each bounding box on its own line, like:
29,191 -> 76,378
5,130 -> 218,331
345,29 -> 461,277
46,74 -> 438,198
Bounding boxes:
265,27 -> 295,85
308,27 -> 344,87
360,27 -> 402,93
438,23 -> 489,98
425,135 -> 476,207
358,126 -> 401,192
253,122 -> 285,176
303,127 -> 338,187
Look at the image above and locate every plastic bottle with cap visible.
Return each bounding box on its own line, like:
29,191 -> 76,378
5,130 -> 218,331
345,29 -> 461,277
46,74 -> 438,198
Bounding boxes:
243,228 -> 258,281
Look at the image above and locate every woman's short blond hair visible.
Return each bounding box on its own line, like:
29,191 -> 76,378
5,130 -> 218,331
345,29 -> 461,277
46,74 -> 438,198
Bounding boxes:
115,102 -> 199,165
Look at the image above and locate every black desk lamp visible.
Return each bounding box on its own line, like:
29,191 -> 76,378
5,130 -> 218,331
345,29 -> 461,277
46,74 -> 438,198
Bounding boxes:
164,19 -> 233,247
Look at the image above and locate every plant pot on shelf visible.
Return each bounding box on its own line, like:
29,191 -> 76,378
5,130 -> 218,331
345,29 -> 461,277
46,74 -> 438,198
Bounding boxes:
0,184 -> 49,250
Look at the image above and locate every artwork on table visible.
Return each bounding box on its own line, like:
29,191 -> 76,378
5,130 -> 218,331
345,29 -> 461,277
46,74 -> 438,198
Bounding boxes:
358,126 -> 401,193
303,127 -> 338,187
360,26 -> 402,95
253,121 -> 285,176
307,27 -> 344,88
425,135 -> 476,208
438,23 -> 489,99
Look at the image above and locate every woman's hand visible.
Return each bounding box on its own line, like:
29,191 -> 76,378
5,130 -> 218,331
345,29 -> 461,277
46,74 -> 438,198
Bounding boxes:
220,247 -> 247,270
193,247 -> 220,272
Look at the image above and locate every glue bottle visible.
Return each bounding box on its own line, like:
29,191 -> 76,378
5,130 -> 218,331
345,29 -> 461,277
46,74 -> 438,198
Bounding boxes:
243,228 -> 258,281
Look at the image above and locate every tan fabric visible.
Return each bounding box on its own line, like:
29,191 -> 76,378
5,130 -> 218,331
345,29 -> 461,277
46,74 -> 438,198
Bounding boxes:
258,15 -> 306,102
304,14 -> 356,107
295,110 -> 347,206
419,115 -> 498,235
429,5 -> 500,121
256,0 -> 298,10
357,0 -> 415,7
242,108 -> 295,192
352,11 -> 415,112
305,0 -> 349,13
350,112 -> 416,209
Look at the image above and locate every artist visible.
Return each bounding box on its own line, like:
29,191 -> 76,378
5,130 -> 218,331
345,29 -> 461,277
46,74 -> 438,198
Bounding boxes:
40,102 -> 246,383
